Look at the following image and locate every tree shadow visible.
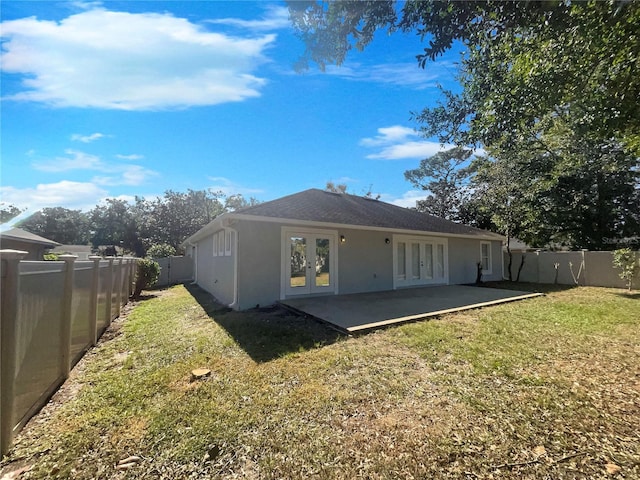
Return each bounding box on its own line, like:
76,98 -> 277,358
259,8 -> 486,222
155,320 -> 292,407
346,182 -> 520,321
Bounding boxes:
480,281 -> 577,294
184,284 -> 344,363
614,291 -> 640,300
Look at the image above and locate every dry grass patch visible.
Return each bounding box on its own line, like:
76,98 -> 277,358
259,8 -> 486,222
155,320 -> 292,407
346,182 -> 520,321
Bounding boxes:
1,284 -> 638,479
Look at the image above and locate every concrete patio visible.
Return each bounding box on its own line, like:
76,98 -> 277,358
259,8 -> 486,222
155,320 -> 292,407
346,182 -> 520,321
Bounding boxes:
280,285 -> 543,333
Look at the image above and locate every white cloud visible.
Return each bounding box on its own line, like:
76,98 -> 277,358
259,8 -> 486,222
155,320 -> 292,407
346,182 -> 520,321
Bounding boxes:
32,149 -> 158,185
208,177 -> 263,196
33,149 -> 102,172
116,153 -> 144,161
360,125 -> 454,160
206,5 -> 290,31
0,181 -> 108,212
321,60 -> 455,89
71,132 -> 105,143
1,7 -> 276,110
380,190 -> 430,208
93,165 -> 158,186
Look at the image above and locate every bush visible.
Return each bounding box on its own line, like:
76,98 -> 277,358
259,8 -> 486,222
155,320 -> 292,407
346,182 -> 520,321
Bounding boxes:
146,243 -> 176,258
43,253 -> 60,261
133,257 -> 161,298
612,248 -> 639,291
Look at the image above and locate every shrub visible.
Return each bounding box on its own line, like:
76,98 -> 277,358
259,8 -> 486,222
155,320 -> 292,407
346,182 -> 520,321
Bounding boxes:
612,248 -> 639,291
43,253 -> 59,261
146,243 -> 176,258
133,257 -> 161,298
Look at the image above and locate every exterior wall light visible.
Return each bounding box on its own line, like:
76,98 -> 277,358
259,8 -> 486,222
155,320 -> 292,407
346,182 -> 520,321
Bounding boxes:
385,238 -> 390,244
340,235 -> 346,243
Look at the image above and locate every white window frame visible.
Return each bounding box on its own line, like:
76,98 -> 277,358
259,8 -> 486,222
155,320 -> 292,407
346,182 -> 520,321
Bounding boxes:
212,232 -> 219,257
218,230 -> 225,256
480,241 -> 492,275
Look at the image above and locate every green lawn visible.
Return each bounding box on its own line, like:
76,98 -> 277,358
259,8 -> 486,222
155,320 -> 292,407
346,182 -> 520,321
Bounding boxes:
2,283 -> 638,479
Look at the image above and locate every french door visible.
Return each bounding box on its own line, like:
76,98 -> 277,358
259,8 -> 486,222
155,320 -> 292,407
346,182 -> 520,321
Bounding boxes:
283,229 -> 337,296
394,236 -> 448,288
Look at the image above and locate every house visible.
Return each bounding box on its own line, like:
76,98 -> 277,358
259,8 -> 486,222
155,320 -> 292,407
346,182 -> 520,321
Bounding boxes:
182,189 -> 504,310
0,227 -> 60,260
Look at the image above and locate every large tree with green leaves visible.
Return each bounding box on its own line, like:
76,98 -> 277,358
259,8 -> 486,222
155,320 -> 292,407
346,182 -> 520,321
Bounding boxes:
18,207 -> 91,244
289,0 -> 640,249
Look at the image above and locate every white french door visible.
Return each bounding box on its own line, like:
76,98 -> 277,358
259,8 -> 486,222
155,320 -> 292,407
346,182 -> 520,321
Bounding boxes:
394,236 -> 448,288
282,229 -> 338,297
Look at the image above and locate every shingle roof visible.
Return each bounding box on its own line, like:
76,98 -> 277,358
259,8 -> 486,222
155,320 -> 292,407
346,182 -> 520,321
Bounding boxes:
0,227 -> 60,246
236,189 -> 502,239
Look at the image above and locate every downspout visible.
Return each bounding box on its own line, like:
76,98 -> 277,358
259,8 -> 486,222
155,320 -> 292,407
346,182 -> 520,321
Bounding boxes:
227,227 -> 239,310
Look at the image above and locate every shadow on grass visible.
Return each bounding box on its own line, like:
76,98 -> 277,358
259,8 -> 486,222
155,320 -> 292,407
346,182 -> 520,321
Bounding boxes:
614,291 -> 640,299
185,284 -> 344,363
480,281 -> 577,294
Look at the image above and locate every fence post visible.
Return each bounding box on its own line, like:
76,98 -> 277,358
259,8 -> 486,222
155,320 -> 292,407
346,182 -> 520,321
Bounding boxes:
58,255 -> 77,379
128,258 -> 136,298
105,257 -> 114,324
88,256 -> 101,346
0,249 -> 28,456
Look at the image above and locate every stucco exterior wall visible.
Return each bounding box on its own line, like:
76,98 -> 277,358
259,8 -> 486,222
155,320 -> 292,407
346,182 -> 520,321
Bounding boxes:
448,238 -> 503,284
235,220 -> 282,310
194,232 -> 235,305
336,228 -> 394,294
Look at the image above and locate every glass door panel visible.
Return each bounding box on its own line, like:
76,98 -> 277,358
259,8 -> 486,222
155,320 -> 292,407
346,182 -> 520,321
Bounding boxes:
315,238 -> 330,287
411,243 -> 421,280
436,244 -> 445,279
289,237 -> 307,288
397,242 -> 406,280
424,244 -> 433,279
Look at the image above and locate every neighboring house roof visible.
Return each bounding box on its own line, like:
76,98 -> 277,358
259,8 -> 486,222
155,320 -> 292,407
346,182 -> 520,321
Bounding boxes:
0,227 -> 60,247
183,189 -> 503,246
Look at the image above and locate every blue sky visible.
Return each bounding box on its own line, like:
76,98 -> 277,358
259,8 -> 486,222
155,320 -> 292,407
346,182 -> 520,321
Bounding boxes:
1,1 -> 462,223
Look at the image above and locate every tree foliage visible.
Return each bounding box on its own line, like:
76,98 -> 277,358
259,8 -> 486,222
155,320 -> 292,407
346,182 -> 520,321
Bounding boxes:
612,248 -> 640,291
0,204 -> 24,224
18,207 -> 91,244
289,1 -> 640,250
146,243 -> 176,258
404,147 -> 472,221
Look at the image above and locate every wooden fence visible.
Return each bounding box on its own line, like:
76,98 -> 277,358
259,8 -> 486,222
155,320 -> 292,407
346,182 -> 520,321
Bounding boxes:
0,250 -> 137,455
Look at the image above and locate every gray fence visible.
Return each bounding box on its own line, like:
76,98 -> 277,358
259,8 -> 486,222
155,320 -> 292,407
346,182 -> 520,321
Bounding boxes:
503,250 -> 636,288
154,256 -> 193,287
0,250 -> 137,455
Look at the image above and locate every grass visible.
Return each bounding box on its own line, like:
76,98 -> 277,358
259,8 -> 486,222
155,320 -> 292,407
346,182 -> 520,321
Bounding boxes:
1,283 -> 638,479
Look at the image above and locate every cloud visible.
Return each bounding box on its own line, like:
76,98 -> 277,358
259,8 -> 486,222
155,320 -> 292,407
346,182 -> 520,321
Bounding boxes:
0,181 -> 108,212
206,5 -> 290,31
320,60 -> 456,90
1,7 -> 276,110
32,149 -> 158,185
71,132 -> 106,143
208,177 -> 263,196
116,153 -> 144,161
360,125 -> 454,160
93,165 -> 158,186
380,190 -> 430,209
33,149 -> 103,172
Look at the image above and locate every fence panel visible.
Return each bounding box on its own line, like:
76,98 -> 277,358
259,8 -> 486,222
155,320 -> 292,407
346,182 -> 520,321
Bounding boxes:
13,262 -> 67,434
97,261 -> 110,334
70,262 -> 94,365
503,250 -> 637,288
1,252 -> 138,455
154,256 -> 194,287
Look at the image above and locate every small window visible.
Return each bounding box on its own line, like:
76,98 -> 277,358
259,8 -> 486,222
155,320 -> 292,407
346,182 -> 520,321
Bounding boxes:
218,230 -> 224,256
212,232 -> 218,257
225,230 -> 232,256
480,241 -> 492,274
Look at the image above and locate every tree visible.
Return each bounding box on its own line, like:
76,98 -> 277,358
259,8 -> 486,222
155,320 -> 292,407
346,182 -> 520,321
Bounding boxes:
224,193 -> 260,211
404,147 -> 472,221
612,248 -> 639,291
325,181 -> 347,194
18,207 -> 91,244
289,1 -> 640,248
0,204 -> 23,224
146,243 -> 176,258
90,199 -> 144,256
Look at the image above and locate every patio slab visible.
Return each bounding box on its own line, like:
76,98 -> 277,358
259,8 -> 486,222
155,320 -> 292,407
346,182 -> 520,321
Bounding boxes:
279,285 -> 543,333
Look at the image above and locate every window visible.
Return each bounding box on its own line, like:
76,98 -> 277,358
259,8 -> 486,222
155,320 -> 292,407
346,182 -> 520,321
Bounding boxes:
218,230 -> 225,256
225,230 -> 232,256
480,241 -> 492,274
212,232 -> 218,256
